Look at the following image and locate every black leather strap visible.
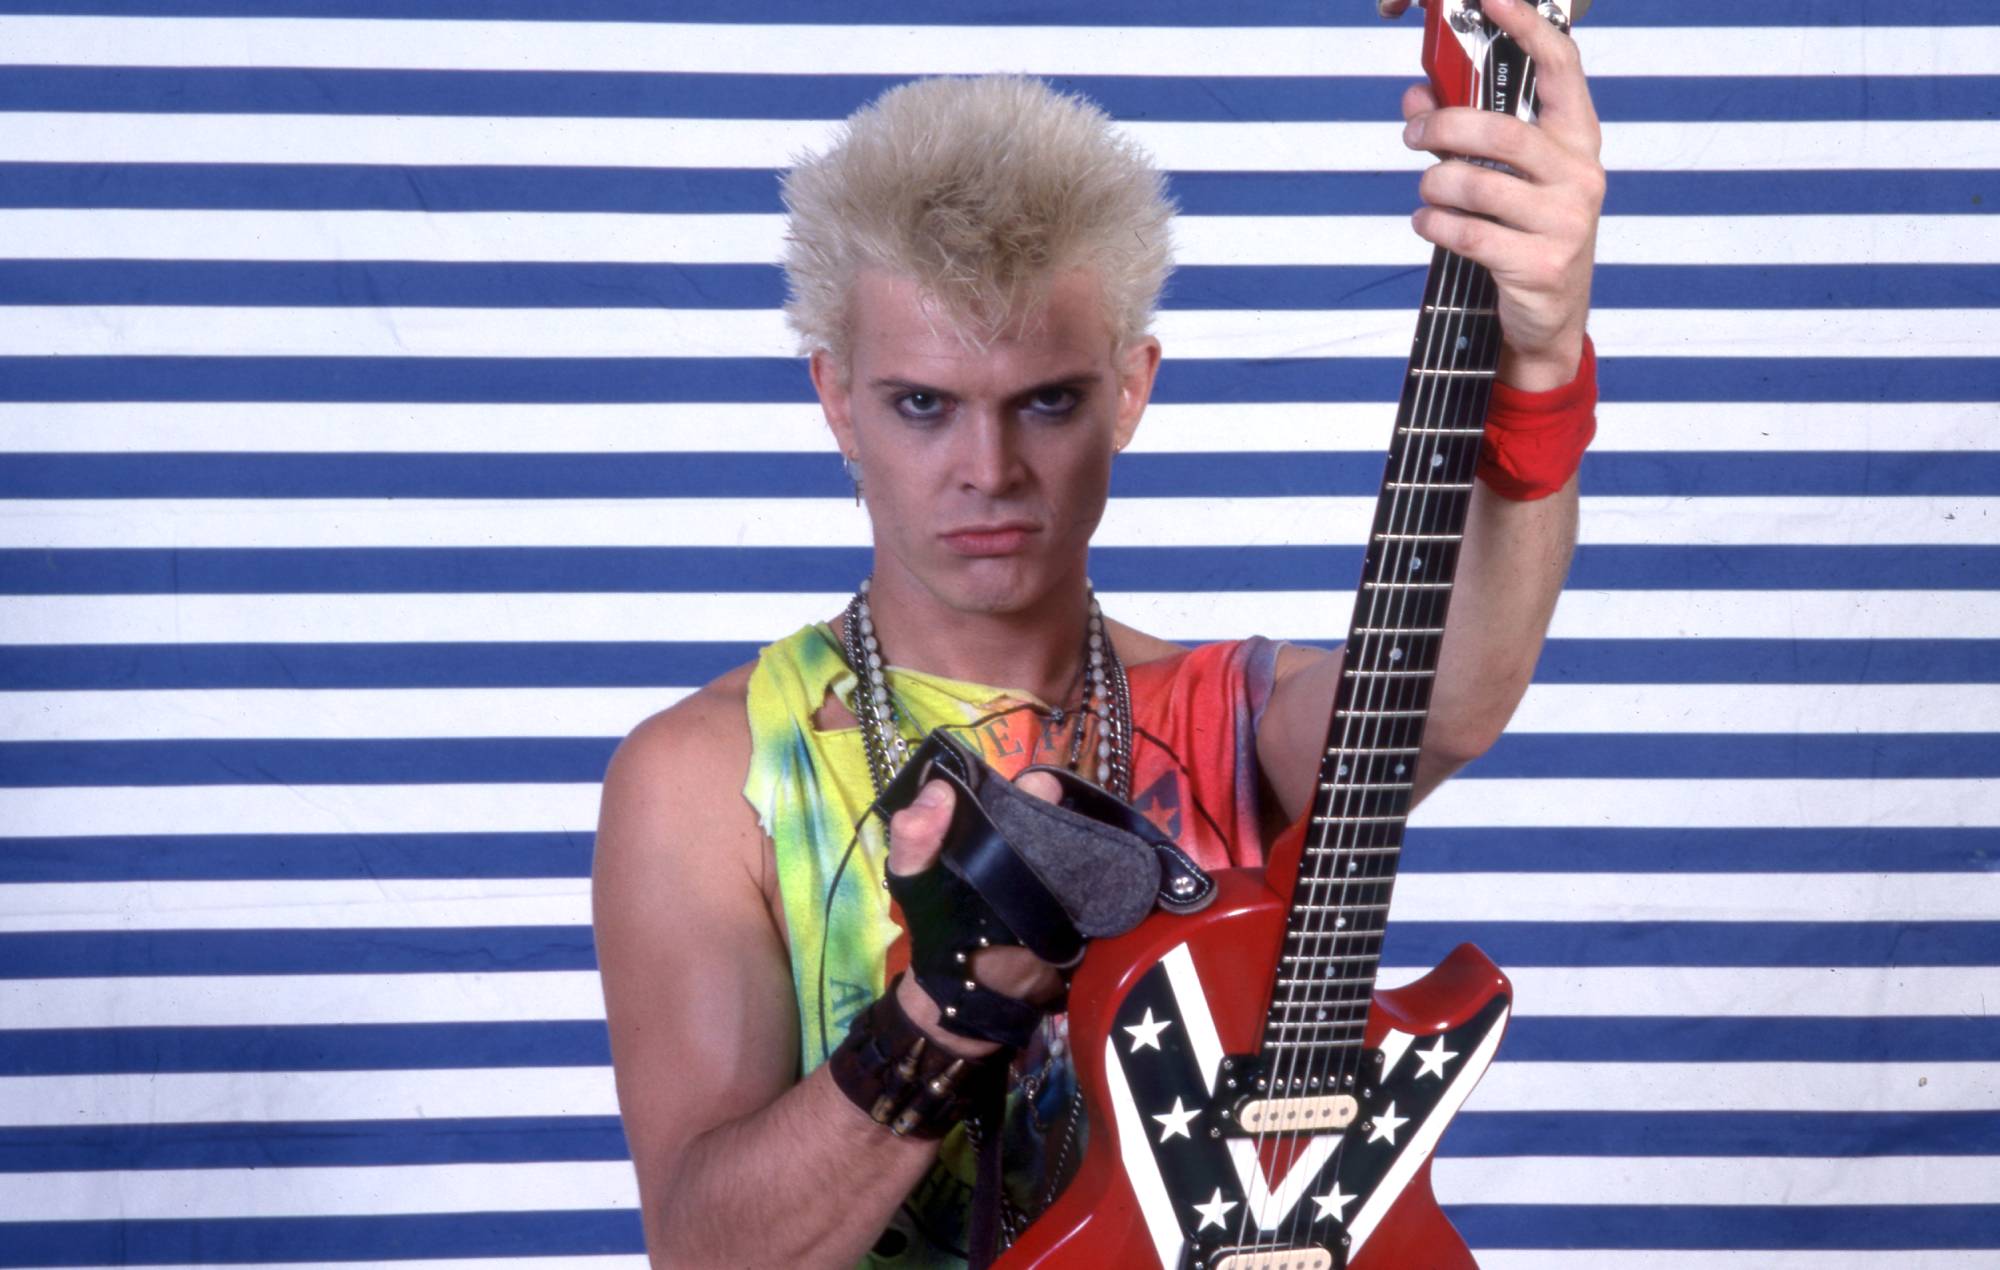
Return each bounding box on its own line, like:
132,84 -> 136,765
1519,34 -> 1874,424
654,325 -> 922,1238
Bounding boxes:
875,730 -> 1214,1049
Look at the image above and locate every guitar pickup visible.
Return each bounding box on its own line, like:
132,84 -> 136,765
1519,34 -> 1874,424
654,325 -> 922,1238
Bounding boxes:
1212,1248 -> 1335,1270
1233,1093 -> 1359,1134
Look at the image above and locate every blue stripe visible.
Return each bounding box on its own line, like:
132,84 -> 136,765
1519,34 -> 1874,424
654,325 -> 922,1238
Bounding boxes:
6,731 -> 1997,788
4,1014 -> 1994,1078
6,639 -> 1998,694
5,826 -> 1991,885
1,1110 -> 1991,1176
5,68 -> 1989,123
6,546 -> 1994,596
8,261 -> 1992,310
2,920 -> 1990,979
0,1117 -> 633,1172
0,163 -> 1988,217
0,1211 -> 644,1268
6,452 -> 1996,498
0,0 -> 1980,24
2,356 -> 1989,403
0,835 -> 595,883
1449,1205 -> 2000,1250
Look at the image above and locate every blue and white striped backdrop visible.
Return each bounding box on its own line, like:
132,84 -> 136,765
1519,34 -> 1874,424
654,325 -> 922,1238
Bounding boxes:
1,1 -> 1995,1266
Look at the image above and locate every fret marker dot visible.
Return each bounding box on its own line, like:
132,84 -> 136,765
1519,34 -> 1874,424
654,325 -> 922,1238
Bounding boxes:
1395,763 -> 1407,776
1335,916 -> 1348,929
1389,648 -> 1404,663
1338,764 -> 1350,777
1347,861 -> 1358,874
1410,557 -> 1423,570
1431,454 -> 1445,469
1456,335 -> 1469,351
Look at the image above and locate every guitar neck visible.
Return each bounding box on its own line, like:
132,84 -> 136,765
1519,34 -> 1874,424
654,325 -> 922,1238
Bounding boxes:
1258,245 -> 1498,1060
1256,0 -> 1554,1072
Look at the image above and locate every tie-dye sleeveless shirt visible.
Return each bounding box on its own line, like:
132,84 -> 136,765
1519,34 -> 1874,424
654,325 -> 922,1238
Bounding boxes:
742,623 -> 1280,1268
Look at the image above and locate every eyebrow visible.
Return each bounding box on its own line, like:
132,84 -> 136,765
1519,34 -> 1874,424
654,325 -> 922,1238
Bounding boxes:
866,371 -> 1102,397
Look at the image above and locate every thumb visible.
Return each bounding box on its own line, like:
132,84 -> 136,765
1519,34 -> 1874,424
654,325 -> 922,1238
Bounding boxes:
885,778 -> 955,878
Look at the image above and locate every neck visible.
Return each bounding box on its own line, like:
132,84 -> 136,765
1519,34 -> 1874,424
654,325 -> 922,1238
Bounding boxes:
857,565 -> 1095,705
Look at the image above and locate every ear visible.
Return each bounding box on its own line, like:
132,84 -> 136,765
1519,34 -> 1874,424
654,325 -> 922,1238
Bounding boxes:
1111,335 -> 1162,453
809,349 -> 858,459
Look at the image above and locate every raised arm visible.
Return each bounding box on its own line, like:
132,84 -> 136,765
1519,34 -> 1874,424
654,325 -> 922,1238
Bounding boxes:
593,682 -> 936,1268
1258,0 -> 1600,816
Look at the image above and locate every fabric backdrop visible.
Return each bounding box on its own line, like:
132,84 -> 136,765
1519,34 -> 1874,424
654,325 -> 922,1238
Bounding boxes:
0,1 -> 1994,1266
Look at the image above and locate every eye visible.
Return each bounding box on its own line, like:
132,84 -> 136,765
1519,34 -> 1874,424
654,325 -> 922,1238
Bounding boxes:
1025,386 -> 1081,417
894,390 -> 947,421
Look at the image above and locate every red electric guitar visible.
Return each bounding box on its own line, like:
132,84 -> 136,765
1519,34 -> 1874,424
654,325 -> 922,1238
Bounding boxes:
996,3 -> 1579,1265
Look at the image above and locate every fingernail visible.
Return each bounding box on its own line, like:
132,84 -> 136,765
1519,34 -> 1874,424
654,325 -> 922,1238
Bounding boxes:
1404,117 -> 1424,145
916,780 -> 948,808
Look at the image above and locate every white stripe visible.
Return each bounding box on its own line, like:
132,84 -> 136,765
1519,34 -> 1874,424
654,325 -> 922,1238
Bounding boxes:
1433,1155 -> 2000,1208
1161,942 -> 1226,1095
0,1059 -> 1989,1130
1480,1062 -> 2000,1113
1480,1257 -> 2000,1269
8,111 -> 1991,173
0,1067 -> 621,1126
1,210 -> 1984,266
0,878 -> 592,930
1376,966 -> 2000,1018
3,682 -> 1989,743
0,17 -> 1989,76
1102,1035 -> 1186,1270
0,972 -> 607,1028
1415,778 -> 1998,829
2,777 -> 1993,838
3,402 -> 1995,456
2,965 -> 1990,1030
0,1161 -> 638,1221
7,497 -> 1997,553
27,112 -> 1952,171
5,589 -> 1998,649
3,870 -> 1994,933
11,304 -> 1990,361
1351,1005 -> 1506,1255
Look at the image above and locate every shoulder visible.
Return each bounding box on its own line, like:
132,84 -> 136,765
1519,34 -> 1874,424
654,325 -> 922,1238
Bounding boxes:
597,661 -> 766,897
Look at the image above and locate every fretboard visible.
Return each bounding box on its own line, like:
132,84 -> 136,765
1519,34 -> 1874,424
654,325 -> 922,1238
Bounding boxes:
1258,247 -> 1503,1061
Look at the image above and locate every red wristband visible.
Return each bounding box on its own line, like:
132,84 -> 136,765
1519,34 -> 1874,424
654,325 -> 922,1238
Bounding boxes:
1476,334 -> 1598,501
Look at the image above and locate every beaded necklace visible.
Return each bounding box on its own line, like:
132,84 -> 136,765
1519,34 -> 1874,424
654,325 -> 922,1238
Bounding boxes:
838,577 -> 1134,800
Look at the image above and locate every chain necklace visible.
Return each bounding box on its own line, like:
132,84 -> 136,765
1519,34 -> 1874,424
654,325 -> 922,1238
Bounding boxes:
839,577 -> 1133,801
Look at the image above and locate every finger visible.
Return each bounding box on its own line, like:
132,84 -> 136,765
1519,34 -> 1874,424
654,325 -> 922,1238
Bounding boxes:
1401,81 -> 1439,123
1419,156 -> 1566,235
885,779 -> 954,878
1478,0 -> 1599,138
1377,0 -> 1415,18
1411,202 -> 1538,275
1408,107 -> 1547,178
1015,769 -> 1062,805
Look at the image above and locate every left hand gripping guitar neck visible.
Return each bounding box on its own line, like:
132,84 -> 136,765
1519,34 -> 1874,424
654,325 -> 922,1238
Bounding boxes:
994,4 -> 1578,1266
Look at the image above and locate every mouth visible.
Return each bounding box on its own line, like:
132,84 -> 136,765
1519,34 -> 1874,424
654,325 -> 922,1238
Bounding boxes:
940,521 -> 1039,557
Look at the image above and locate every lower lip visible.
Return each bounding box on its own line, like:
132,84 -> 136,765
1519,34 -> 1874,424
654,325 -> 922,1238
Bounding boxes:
943,528 -> 1032,556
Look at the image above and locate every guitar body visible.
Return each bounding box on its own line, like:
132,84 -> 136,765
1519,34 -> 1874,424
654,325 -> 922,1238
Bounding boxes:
996,870 -> 1509,1270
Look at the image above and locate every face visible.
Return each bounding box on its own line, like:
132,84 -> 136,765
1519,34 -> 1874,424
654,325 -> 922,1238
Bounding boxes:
812,269 -> 1161,618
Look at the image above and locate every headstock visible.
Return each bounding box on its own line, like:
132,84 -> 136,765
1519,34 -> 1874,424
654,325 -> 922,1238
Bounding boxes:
1410,0 -> 1584,117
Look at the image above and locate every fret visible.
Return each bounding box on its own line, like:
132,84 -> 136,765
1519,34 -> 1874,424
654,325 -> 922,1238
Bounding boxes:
1303,845 -> 1401,856
1267,1019 -> 1370,1032
1342,669 -> 1435,681
1420,305 -> 1498,315
1282,952 -> 1378,964
1372,532 -> 1463,541
1385,481 -> 1477,490
1334,708 -> 1428,718
1309,814 -> 1405,824
1264,1039 -> 1369,1050
1361,581 -> 1453,591
1397,426 -> 1486,436
1317,780 -> 1413,792
1275,974 -> 1377,987
1290,902 -> 1391,913
1325,745 -> 1421,755
1351,626 -> 1444,635
1408,368 -> 1496,378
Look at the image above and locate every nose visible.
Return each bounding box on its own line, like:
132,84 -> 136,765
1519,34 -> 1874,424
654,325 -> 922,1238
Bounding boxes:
956,405 -> 1023,495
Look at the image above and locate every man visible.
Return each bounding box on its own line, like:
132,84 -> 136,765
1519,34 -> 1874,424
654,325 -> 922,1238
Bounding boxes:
594,2 -> 1603,1265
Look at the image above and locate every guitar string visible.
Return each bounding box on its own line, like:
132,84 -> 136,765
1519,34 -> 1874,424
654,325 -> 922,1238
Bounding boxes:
1263,20 -> 1526,1255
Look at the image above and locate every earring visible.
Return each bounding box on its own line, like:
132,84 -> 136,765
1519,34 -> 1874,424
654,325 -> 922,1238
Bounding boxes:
842,453 -> 862,505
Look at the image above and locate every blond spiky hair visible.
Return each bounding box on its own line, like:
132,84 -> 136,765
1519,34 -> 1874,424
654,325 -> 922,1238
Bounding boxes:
780,75 -> 1176,362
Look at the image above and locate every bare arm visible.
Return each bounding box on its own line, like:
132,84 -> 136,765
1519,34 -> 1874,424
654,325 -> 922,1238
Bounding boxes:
1259,0 -> 1599,816
593,682 -> 938,1268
